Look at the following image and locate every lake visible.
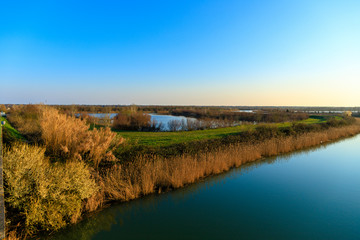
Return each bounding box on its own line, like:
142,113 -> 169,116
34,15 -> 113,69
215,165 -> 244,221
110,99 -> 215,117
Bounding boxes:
233,109 -> 255,113
88,113 -> 198,131
48,134 -> 360,240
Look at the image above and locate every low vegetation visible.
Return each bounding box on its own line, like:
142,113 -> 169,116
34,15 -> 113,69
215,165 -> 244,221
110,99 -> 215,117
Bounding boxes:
1,104 -> 360,239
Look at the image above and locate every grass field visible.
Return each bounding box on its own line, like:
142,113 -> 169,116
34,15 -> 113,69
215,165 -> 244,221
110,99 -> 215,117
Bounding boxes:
114,116 -> 327,147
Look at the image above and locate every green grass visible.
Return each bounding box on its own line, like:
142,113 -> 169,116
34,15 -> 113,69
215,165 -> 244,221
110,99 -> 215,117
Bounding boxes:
114,117 -> 325,148
1,116 -> 26,142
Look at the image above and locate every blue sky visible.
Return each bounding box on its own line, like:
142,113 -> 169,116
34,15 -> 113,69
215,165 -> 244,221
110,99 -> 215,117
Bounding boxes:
1,0 -> 359,106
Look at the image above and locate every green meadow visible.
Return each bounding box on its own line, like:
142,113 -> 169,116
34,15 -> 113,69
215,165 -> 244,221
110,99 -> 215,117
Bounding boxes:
114,116 -> 326,148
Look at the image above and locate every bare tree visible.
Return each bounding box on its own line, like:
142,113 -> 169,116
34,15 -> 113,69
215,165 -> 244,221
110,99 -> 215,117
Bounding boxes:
180,119 -> 187,131
168,120 -> 182,131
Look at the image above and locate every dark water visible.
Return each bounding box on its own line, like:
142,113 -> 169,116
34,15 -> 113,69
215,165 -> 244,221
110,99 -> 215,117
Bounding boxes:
48,135 -> 360,240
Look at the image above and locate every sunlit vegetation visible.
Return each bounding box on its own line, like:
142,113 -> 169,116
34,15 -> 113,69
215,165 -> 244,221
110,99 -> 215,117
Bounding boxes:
2,104 -> 360,239
3,105 -> 122,237
4,143 -> 97,234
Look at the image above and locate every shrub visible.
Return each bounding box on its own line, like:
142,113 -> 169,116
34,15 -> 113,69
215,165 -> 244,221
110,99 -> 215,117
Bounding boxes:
292,123 -> 310,134
255,125 -> 279,139
112,112 -> 151,131
3,143 -> 98,234
40,107 -> 121,168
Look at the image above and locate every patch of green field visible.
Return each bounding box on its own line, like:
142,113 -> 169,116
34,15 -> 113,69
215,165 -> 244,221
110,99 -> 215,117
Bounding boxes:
1,116 -> 26,142
115,124 -> 253,147
114,117 -> 325,147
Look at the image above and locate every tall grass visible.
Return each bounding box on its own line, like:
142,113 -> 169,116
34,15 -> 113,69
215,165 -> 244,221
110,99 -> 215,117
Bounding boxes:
40,107 -> 123,168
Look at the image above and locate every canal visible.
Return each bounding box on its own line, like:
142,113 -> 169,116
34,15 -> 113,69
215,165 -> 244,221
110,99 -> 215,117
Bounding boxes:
48,134 -> 360,240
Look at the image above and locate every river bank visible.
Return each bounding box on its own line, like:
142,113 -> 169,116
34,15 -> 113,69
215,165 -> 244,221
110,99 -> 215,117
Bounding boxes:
48,131 -> 360,240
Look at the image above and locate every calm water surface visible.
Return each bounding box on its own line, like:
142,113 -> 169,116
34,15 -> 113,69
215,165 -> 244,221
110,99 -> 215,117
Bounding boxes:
88,113 -> 197,131
48,134 -> 360,240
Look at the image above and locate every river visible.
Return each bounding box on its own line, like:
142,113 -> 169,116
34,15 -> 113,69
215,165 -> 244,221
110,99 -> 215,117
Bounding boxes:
47,134 -> 360,240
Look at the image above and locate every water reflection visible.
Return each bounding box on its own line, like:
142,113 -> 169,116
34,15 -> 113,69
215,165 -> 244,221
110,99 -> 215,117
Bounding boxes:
87,113 -> 198,131
46,134 -> 360,240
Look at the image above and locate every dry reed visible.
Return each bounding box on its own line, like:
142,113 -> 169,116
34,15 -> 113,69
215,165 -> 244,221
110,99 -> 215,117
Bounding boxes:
5,230 -> 21,240
40,107 -> 122,168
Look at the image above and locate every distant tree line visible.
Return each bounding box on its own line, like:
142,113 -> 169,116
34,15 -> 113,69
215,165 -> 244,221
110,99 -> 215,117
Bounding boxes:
170,109 -> 309,123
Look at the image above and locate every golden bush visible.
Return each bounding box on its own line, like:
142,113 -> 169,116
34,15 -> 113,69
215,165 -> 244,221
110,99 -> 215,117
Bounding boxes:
40,106 -> 122,168
3,143 -> 98,234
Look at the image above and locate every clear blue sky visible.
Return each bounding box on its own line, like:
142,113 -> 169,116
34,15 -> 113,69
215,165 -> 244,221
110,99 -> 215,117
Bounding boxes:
1,0 -> 359,106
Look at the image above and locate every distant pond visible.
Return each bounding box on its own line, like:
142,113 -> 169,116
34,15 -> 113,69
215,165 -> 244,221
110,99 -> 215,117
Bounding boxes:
233,109 -> 255,113
87,113 -> 198,131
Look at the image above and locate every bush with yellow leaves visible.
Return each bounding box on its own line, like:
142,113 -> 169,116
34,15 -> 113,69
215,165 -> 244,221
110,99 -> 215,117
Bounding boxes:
3,143 -> 98,234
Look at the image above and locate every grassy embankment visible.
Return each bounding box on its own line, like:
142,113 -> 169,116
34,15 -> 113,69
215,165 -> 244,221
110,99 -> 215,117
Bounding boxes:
111,115 -> 329,161
116,116 -> 326,147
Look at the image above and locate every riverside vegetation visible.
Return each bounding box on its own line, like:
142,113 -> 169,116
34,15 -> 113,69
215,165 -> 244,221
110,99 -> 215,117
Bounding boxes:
1,105 -> 360,239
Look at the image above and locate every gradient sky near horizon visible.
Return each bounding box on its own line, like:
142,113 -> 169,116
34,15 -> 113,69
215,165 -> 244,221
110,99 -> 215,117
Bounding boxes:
1,0 -> 359,106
